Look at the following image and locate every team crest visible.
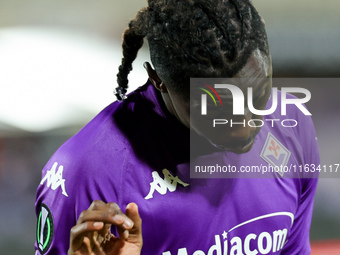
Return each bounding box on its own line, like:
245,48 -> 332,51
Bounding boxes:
36,204 -> 54,254
260,133 -> 291,177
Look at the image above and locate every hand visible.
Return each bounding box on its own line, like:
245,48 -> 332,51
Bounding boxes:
68,201 -> 142,255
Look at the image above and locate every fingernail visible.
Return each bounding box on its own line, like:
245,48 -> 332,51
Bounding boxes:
113,214 -> 125,223
126,202 -> 137,211
123,218 -> 133,229
93,222 -> 104,228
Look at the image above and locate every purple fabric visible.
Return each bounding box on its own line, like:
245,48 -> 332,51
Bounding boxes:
35,82 -> 319,255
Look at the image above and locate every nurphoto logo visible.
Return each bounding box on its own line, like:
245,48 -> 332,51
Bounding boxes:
200,84 -> 311,116
193,79 -> 312,129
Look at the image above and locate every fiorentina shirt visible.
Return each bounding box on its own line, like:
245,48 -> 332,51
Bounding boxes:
35,82 -> 319,255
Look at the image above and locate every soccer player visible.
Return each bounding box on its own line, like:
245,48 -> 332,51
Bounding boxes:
35,0 -> 319,254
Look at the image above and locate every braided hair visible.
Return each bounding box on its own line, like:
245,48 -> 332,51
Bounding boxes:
115,0 -> 269,101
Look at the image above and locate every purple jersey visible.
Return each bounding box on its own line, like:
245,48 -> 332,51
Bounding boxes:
35,82 -> 319,255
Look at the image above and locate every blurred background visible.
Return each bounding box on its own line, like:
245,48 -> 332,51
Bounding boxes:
0,0 -> 339,254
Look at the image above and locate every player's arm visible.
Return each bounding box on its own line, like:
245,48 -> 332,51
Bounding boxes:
282,107 -> 320,254
69,200 -> 143,255
280,178 -> 318,254
35,160 -> 78,255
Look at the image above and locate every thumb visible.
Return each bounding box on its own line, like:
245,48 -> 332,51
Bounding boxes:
125,203 -> 142,244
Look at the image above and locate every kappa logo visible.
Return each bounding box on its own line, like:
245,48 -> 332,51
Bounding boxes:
40,162 -> 68,197
145,169 -> 190,200
260,133 -> 291,177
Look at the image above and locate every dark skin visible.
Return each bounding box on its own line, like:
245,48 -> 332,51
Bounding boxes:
145,49 -> 272,154
69,21 -> 271,255
68,201 -> 142,255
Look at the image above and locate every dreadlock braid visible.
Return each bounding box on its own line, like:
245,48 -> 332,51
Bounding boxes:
115,0 -> 269,100
115,8 -> 148,100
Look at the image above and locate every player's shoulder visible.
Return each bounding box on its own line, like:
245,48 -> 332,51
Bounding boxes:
49,105 -> 125,166
37,86 -> 151,206
41,85 -> 150,179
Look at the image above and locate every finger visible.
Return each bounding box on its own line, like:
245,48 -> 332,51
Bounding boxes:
77,210 -> 133,230
92,231 -> 107,250
80,201 -> 134,229
116,202 -> 142,240
125,203 -> 142,244
69,221 -> 104,252
89,201 -> 121,214
88,200 -> 106,211
91,232 -> 106,255
126,203 -> 142,233
99,223 -> 112,242
117,228 -> 129,240
106,202 -> 134,229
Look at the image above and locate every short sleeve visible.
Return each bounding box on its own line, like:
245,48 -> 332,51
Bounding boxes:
35,157 -> 78,255
34,132 -> 127,254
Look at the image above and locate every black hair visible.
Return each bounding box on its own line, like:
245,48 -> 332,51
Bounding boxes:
115,0 -> 269,101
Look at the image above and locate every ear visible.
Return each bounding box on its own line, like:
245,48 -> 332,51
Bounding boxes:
143,62 -> 168,93
259,15 -> 266,26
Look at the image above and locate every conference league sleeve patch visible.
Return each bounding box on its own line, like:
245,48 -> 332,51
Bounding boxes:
36,204 -> 54,254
